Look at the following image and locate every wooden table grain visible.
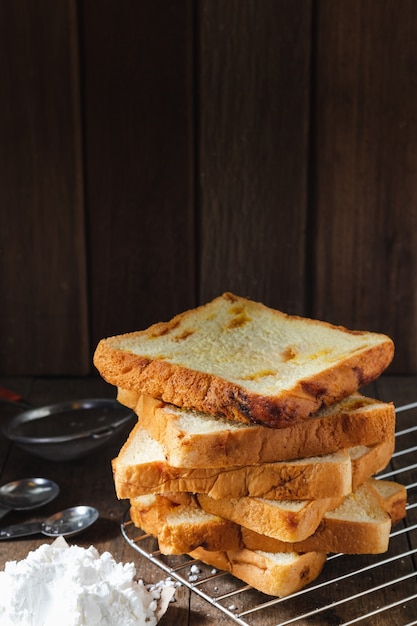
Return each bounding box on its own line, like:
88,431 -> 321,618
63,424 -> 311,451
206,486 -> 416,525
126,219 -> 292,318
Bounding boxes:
0,374 -> 416,625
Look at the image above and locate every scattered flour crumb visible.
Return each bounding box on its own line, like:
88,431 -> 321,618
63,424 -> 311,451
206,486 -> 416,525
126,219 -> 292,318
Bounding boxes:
0,537 -> 176,626
188,574 -> 199,582
188,564 -> 202,582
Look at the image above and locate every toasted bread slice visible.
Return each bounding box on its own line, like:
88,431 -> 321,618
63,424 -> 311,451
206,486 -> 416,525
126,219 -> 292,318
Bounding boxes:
129,479 -> 406,555
197,476 -> 405,545
349,439 -> 395,489
117,391 -> 395,468
94,292 -> 394,428
196,492 -> 346,543
242,479 -> 406,554
188,547 -> 327,597
368,477 -> 408,525
112,423 -> 364,501
130,494 -> 241,553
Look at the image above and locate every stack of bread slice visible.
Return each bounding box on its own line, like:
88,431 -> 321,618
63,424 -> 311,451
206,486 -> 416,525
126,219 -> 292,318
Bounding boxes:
94,292 -> 406,597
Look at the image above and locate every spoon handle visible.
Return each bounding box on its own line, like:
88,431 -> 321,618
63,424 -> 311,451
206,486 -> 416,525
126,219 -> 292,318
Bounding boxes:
0,521 -> 42,539
0,507 -> 11,520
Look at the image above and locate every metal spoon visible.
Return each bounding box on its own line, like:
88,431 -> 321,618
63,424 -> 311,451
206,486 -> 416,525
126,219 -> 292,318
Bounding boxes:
0,477 -> 60,520
0,505 -> 99,539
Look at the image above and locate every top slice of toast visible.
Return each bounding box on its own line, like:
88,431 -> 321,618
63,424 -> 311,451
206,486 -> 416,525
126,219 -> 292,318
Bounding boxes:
94,292 -> 394,428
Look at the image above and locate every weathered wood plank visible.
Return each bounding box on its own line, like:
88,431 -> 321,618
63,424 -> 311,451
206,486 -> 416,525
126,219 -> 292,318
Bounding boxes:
197,0 -> 312,315
0,0 -> 89,375
312,0 -> 417,373
82,0 -> 196,351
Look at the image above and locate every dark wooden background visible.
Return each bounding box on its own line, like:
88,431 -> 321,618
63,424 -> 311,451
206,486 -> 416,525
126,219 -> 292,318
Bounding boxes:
1,0 -> 416,377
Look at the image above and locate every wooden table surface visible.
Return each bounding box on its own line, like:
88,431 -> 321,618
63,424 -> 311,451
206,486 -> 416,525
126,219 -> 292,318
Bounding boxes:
0,374 -> 416,626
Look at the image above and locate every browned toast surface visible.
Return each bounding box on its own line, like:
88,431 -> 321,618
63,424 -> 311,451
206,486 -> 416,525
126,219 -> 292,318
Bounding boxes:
95,293 -> 394,428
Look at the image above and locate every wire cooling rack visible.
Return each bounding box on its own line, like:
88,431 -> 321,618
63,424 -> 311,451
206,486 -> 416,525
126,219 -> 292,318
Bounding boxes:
121,402 -> 417,625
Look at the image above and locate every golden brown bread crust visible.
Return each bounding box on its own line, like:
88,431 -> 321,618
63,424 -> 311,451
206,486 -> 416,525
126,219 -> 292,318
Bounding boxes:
128,478 -> 406,557
197,493 -> 344,543
350,437 -> 395,490
187,546 -> 327,597
94,293 -> 394,428
368,478 -> 408,526
129,497 -> 241,554
242,515 -> 389,555
117,388 -> 139,409
95,340 -> 394,428
114,438 -> 393,502
112,419 -> 392,502
111,423 -> 356,500
241,479 -> 405,555
120,392 -> 396,468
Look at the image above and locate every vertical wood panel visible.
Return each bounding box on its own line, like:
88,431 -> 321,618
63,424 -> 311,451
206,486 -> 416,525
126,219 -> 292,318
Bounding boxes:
313,0 -> 417,373
2,1 -> 417,377
0,0 -> 89,375
82,0 -> 196,352
198,0 -> 312,314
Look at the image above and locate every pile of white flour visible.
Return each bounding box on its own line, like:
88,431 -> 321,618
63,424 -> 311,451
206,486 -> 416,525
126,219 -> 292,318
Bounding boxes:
0,538 -> 176,626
